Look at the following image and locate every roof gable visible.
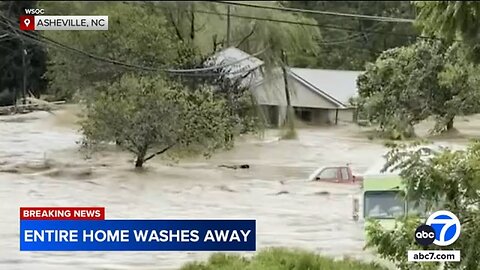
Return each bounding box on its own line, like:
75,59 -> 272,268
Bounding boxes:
289,68 -> 362,107
206,47 -> 264,85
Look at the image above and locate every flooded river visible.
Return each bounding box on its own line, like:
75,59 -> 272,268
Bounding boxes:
0,108 -> 412,270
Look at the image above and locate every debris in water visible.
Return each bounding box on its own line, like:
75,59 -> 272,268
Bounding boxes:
217,185 -> 236,193
312,191 -> 330,196
218,164 -> 250,169
0,167 -> 20,174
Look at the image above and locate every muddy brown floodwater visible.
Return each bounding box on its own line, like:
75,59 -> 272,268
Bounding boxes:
3,108 -> 476,270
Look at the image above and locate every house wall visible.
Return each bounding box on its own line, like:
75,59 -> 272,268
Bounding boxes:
327,108 -> 356,124
260,106 -> 356,127
311,108 -> 330,125
251,74 -> 339,109
293,107 -> 357,125
252,72 -> 357,126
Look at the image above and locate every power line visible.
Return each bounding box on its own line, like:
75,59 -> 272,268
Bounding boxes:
211,1 -> 415,23
317,24 -> 384,45
0,15 -> 266,77
194,9 -> 431,41
122,1 -> 420,40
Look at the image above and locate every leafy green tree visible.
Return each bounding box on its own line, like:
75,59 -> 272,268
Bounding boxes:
433,43 -> 480,132
284,1 -> 417,70
357,41 -> 439,138
41,1 -> 322,101
415,1 -> 480,63
151,1 -> 321,66
357,40 -> 480,138
41,1 -> 181,100
80,74 -> 233,168
366,142 -> 480,270
0,1 -> 47,105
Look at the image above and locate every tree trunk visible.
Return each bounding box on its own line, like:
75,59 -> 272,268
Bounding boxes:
135,156 -> 144,168
446,117 -> 454,131
135,145 -> 148,168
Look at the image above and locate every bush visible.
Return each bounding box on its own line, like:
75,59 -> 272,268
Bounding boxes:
180,248 -> 387,270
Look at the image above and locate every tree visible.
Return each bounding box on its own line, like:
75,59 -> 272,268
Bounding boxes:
432,43 -> 480,132
151,1 -> 322,67
80,74 -> 233,168
357,41 -> 440,138
357,40 -> 480,138
284,1 -> 418,70
0,1 -> 47,105
415,1 -> 480,63
41,1 -> 181,100
41,1 -> 322,99
170,53 -> 265,138
366,141 -> 480,270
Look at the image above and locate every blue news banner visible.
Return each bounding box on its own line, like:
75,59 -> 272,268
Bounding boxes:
20,220 -> 256,251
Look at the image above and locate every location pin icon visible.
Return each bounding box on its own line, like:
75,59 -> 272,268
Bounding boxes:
24,18 -> 30,27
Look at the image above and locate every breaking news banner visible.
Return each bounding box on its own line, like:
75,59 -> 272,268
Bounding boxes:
19,15 -> 108,31
19,207 -> 256,251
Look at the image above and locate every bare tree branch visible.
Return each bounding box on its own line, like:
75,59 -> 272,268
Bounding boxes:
236,24 -> 257,48
190,3 -> 195,40
166,9 -> 183,42
144,143 -> 176,162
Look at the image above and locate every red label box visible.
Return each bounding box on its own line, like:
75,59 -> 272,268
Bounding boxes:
20,207 -> 105,220
19,15 -> 35,31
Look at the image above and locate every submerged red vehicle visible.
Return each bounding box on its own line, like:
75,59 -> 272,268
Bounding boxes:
308,165 -> 363,184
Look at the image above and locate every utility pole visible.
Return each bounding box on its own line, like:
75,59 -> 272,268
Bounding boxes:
281,50 -> 294,133
281,50 -> 292,111
21,40 -> 27,105
226,5 -> 231,47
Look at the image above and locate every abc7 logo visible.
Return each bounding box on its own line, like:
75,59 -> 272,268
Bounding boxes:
415,210 -> 461,246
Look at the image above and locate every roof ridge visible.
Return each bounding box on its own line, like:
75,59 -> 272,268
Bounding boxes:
288,69 -> 346,108
289,67 -> 363,73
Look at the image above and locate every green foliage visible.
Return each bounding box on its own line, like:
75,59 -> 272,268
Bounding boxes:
367,141 -> 480,269
180,247 -> 387,270
40,1 -> 322,147
366,218 -> 439,270
415,1 -> 480,62
285,1 -> 418,70
357,41 -> 438,138
42,1 -> 323,101
80,74 -> 233,168
357,40 -> 480,139
435,44 -> 480,132
0,1 -> 48,105
153,1 -> 322,68
41,1 -> 180,100
229,2 -> 321,68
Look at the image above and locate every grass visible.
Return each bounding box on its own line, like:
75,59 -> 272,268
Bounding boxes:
180,248 -> 388,270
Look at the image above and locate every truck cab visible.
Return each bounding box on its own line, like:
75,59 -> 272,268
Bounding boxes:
309,165 -> 363,184
359,143 -> 462,235
362,174 -> 405,231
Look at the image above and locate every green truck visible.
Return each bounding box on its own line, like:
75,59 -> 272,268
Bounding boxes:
359,143 -> 463,232
361,173 -> 430,232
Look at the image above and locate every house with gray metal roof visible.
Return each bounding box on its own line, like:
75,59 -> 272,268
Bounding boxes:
208,47 -> 362,126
